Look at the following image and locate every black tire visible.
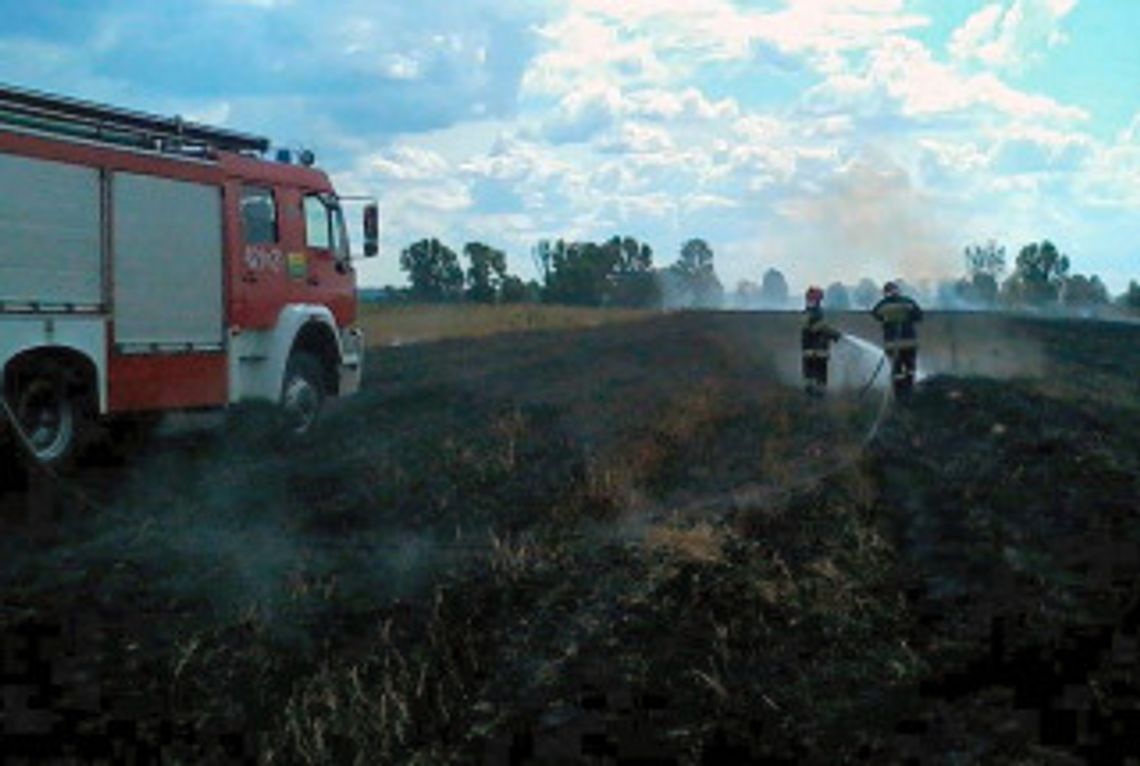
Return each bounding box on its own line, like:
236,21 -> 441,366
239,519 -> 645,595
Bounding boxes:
5,360 -> 91,472
280,351 -> 326,437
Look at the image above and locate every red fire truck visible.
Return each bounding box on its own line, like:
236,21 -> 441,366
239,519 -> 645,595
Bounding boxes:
0,84 -> 378,469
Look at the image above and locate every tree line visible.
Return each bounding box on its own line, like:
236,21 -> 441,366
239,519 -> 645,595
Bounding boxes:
388,235 -> 725,309
738,240 -> 1135,313
382,235 -> 1139,314
951,239 -> 1115,309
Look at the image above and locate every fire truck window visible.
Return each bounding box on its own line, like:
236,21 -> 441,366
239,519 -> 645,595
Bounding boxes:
303,194 -> 330,250
240,186 -> 277,244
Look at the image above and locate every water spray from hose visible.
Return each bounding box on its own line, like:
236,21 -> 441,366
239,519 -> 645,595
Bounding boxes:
841,333 -> 885,360
839,333 -> 893,445
842,333 -> 929,384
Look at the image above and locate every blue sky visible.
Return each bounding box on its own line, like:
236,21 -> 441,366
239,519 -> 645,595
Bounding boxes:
1,0 -> 1137,294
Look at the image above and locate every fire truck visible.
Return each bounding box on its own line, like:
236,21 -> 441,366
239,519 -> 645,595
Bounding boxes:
0,84 -> 378,469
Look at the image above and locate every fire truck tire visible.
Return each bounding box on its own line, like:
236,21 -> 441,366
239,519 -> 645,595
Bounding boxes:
6,360 -> 92,472
280,351 -> 325,437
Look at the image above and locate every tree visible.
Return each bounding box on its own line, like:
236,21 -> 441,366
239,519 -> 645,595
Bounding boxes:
1119,280 -> 1140,312
825,282 -> 851,310
734,280 -> 761,308
852,278 -> 879,309
501,275 -> 539,304
607,235 -> 660,308
399,238 -> 464,301
965,241 -> 1006,280
668,238 -> 723,308
938,279 -> 962,307
1003,240 -> 1070,305
464,242 -> 508,303
539,235 -> 660,307
1061,274 -> 1109,307
948,274 -> 996,306
540,239 -> 612,306
759,268 -> 789,307
963,241 -> 1005,305
971,272 -> 1000,305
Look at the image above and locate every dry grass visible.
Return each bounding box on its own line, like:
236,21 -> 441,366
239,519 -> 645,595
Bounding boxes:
357,302 -> 654,348
262,585 -> 487,765
12,312 -> 1134,763
645,521 -> 725,564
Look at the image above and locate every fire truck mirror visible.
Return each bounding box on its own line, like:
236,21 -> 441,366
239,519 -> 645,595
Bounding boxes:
363,203 -> 379,257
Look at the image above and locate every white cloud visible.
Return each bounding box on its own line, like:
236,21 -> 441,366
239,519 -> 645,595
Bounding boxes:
743,0 -> 929,65
462,134 -> 569,183
715,143 -> 799,188
918,138 -> 989,178
948,3 -> 1004,61
381,53 -> 420,81
184,101 -> 233,126
524,0 -> 930,103
559,0 -> 754,62
626,88 -> 739,122
731,114 -> 792,144
806,35 -> 1087,123
540,82 -> 623,143
367,146 -> 450,181
619,192 -> 676,220
522,12 -> 669,97
14,0 -> 1122,291
1077,115 -> 1140,209
683,193 -> 738,214
1124,113 -> 1140,144
598,122 -> 674,154
950,0 -> 1079,71
988,124 -> 1093,173
396,183 -> 472,213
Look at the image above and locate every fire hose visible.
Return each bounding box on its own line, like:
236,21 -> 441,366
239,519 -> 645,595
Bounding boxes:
1,390 -> 43,469
858,352 -> 888,399
1,389 -> 123,516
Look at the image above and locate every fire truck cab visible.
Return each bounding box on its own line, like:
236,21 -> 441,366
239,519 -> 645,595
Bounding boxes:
0,84 -> 378,469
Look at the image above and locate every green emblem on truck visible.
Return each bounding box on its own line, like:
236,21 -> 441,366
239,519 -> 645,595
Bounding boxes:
287,251 -> 308,280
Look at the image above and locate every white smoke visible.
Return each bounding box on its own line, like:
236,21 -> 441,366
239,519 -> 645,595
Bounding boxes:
777,148 -> 960,287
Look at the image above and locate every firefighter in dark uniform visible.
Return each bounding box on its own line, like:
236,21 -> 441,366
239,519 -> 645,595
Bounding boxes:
801,286 -> 841,398
871,281 -> 923,400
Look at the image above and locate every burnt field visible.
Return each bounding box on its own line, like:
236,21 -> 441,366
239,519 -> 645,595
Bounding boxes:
2,310 -> 1140,764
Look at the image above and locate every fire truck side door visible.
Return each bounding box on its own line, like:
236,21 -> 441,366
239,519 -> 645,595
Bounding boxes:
299,192 -> 356,326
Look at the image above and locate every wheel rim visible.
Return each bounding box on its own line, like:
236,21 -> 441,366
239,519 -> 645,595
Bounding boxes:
282,374 -> 319,435
15,379 -> 74,462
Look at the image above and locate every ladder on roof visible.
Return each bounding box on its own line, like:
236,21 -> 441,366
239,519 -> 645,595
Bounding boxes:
0,83 -> 269,157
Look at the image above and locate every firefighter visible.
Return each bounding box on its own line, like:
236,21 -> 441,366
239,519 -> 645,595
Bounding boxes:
871,281 -> 923,400
801,286 -> 842,398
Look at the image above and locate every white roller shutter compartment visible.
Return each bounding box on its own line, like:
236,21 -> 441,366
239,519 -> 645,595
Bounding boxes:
0,153 -> 102,308
112,172 -> 224,350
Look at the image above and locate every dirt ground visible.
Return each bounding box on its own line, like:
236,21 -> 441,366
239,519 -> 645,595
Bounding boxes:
2,310 -> 1139,764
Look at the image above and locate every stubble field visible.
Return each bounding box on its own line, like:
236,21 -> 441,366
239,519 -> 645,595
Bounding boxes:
2,306 -> 1139,764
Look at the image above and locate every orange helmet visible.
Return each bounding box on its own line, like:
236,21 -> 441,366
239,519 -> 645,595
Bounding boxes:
805,286 -> 824,305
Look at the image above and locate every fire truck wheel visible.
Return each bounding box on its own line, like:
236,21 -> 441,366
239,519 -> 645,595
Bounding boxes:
7,361 -> 91,471
281,351 -> 325,437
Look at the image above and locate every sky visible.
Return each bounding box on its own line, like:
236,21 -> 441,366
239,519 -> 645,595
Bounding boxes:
1,0 -> 1137,294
